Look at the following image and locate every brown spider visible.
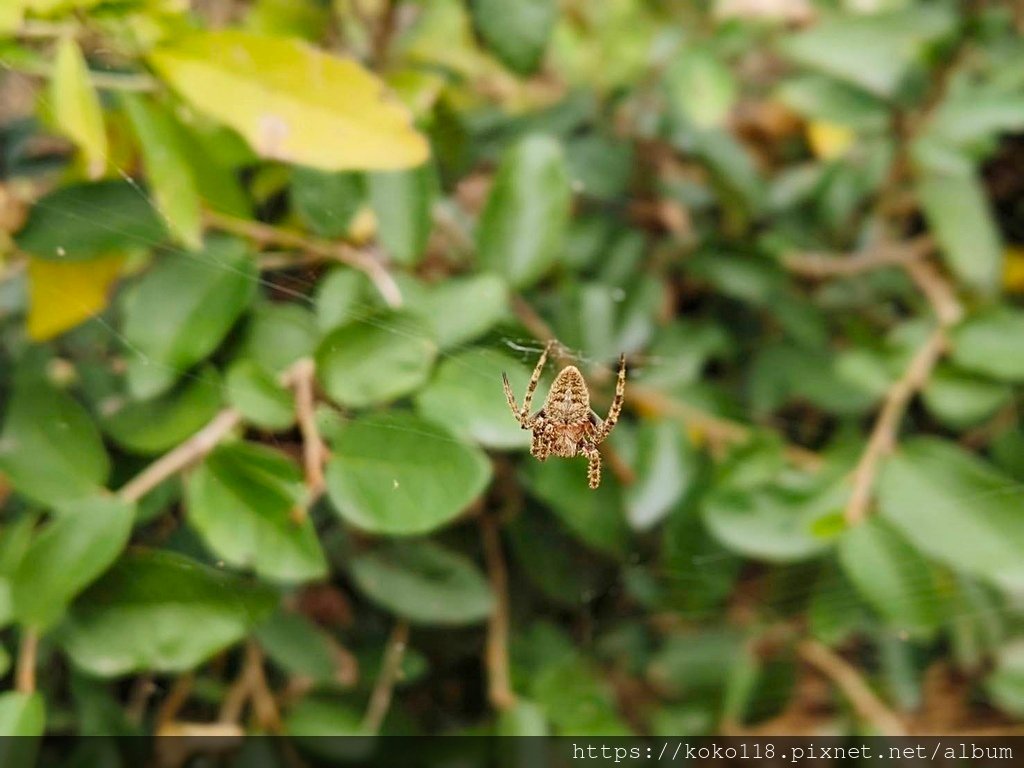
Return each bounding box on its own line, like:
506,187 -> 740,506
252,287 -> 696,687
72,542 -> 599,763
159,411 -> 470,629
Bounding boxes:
502,341 -> 627,489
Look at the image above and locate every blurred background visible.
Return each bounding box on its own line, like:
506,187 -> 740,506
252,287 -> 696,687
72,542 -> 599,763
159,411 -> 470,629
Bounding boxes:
0,0 -> 1023,754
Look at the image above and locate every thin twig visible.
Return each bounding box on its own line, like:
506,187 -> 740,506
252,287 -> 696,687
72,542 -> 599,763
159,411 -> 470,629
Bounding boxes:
361,621 -> 409,734
15,628 -> 38,693
291,358 -> 327,506
205,211 -> 402,308
219,640 -> 281,732
480,515 -> 516,711
155,674 -> 195,729
798,639 -> 907,735
119,408 -> 242,502
904,258 -> 963,327
783,236 -> 932,278
844,327 -> 946,526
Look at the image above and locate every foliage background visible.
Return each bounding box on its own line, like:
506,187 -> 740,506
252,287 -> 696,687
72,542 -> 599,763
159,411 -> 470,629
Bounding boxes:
0,0 -> 1023,750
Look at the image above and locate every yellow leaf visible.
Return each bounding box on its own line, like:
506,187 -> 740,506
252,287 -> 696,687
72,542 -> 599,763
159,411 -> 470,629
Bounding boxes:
806,120 -> 855,160
1003,246 -> 1024,293
27,255 -> 124,341
51,37 -> 108,179
148,30 -> 429,171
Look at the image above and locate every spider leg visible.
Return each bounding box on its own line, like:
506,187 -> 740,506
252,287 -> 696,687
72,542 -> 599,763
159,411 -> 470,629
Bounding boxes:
531,420 -> 550,461
520,340 -> 554,422
594,353 -> 627,443
502,372 -> 527,428
582,442 -> 601,489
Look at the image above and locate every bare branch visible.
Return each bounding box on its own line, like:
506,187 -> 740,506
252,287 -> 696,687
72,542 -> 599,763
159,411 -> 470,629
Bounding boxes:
15,628 -> 38,694
480,515 -> 516,711
783,236 -> 932,278
361,621 -> 409,734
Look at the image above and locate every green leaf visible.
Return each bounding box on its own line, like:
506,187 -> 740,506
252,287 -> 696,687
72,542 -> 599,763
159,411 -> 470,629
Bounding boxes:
122,236 -> 256,398
532,654 -> 631,735
469,0 -> 556,75
348,540 -> 494,625
779,6 -> 955,98
879,438 -> 1024,592
58,549 -> 276,676
665,47 -> 737,130
255,610 -> 349,685
950,307 -> 1024,381
917,170 -> 1002,292
122,94 -> 203,248
51,36 -> 106,179
922,364 -> 1011,428
186,442 -> 326,583
324,412 -> 491,535
415,348 -> 532,450
986,642 -> 1024,718
225,360 -> 295,430
316,311 -> 436,408
623,422 -> 696,531
401,273 -> 508,349
315,268 -> 369,332
0,379 -> 109,506
290,167 -> 364,238
477,134 -> 571,288
702,481 -> 842,563
12,497 -> 134,629
496,699 -> 549,736
101,367 -> 222,455
0,691 -> 44,737
838,518 -> 943,637
524,459 -> 630,558
243,302 -> 319,375
148,30 -> 428,170
776,74 -> 888,130
15,180 -> 167,261
367,163 -> 437,266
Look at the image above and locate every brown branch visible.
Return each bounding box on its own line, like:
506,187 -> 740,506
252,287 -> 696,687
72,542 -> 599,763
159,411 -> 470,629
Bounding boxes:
219,640 -> 281,732
290,358 -> 327,511
205,211 -> 402,308
119,408 -> 242,502
844,327 -> 946,526
361,621 -> 409,734
15,628 -> 38,694
904,258 -> 963,327
783,236 -> 932,278
155,674 -> 195,729
480,515 -> 516,711
798,639 -> 907,736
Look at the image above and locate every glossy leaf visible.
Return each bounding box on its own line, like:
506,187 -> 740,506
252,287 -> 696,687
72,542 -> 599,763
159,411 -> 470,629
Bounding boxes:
12,497 -> 134,629
290,167 -> 364,238
51,36 -> 106,178
225,360 -> 294,430
879,438 -> 1024,592
324,412 -> 491,535
367,163 -> 436,266
400,273 -> 508,349
149,30 -> 428,170
122,94 -> 203,248
0,380 -> 109,506
26,254 -> 124,341
838,518 -> 943,637
316,311 -> 436,408
186,443 -> 326,583
477,134 -> 571,288
469,0 -> 556,75
58,550 -> 276,676
348,540 -> 494,625
415,348 -> 533,449
949,307 -> 1024,381
15,181 -> 166,261
122,237 -> 256,398
101,368 -> 222,455
0,692 -> 44,737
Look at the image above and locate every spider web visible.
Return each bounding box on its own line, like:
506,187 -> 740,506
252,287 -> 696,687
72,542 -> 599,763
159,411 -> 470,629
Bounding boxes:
1,56 -> 1021,681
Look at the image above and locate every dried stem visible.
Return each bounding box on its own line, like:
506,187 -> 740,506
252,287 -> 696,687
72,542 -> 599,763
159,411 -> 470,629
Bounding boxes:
844,258 -> 961,526
798,639 -> 907,736
205,211 -> 402,308
844,328 -> 946,526
361,621 -> 409,734
119,408 -> 242,502
783,236 -> 932,278
220,641 -> 281,731
15,628 -> 38,694
290,358 -> 327,507
155,674 -> 195,729
480,515 -> 517,711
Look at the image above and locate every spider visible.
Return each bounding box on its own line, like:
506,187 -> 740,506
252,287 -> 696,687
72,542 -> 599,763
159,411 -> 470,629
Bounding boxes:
502,341 -> 626,489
